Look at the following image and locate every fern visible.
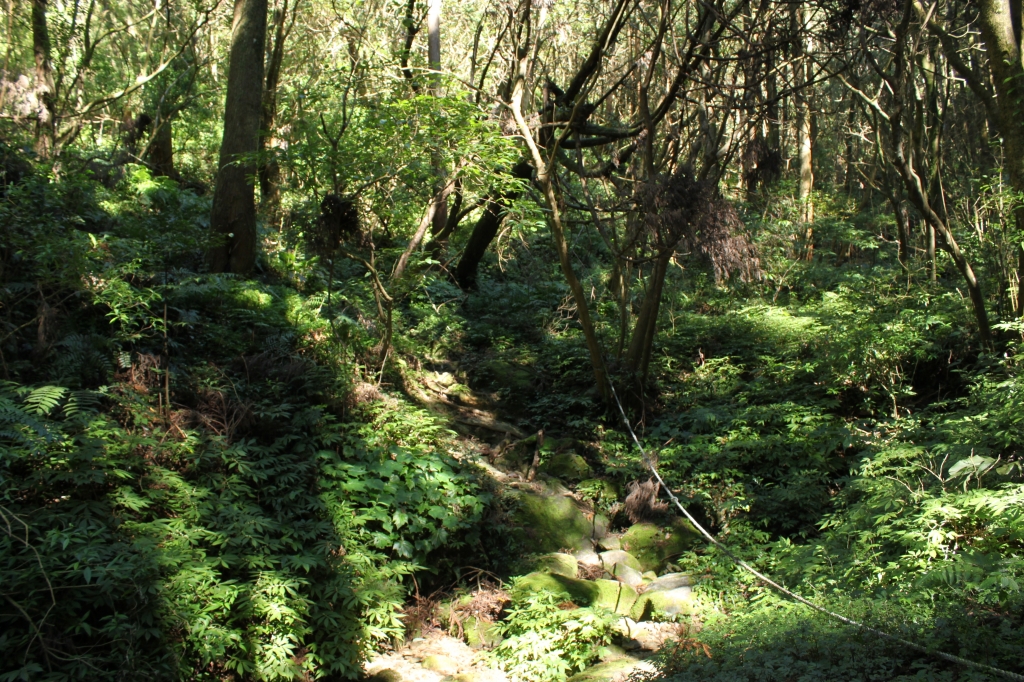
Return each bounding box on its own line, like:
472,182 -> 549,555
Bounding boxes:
23,386 -> 68,417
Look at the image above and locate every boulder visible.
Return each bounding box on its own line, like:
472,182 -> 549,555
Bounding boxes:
597,536 -> 621,551
574,548 -> 601,566
590,579 -> 638,615
541,452 -> 592,481
566,658 -> 654,682
619,519 -> 700,572
644,573 -> 690,593
526,552 -> 578,577
421,655 -> 459,675
513,573 -> 637,615
511,482 -> 594,552
607,562 -> 643,588
367,670 -> 403,682
631,586 -> 693,619
599,550 -> 642,573
481,358 -> 534,392
463,616 -> 502,649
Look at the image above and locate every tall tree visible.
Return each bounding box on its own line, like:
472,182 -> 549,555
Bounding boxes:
974,0 -> 1024,316
208,0 -> 269,275
30,0 -> 55,156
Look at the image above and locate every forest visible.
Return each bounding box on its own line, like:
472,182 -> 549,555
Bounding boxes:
2,0 -> 1024,680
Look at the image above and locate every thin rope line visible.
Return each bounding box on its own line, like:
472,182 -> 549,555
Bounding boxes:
606,380 -> 1024,682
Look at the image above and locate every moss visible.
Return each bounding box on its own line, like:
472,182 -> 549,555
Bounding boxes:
513,573 -> 637,615
565,658 -> 645,682
541,452 -> 592,481
630,587 -> 694,619
620,519 -> 700,572
463,616 -> 503,649
511,484 -> 594,552
525,552 -> 578,577
481,358 -> 534,392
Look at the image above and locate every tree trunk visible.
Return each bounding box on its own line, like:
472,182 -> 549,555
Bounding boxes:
149,117 -> 175,177
427,0 -> 448,242
31,0 -> 55,156
208,0 -> 268,275
625,251 -> 670,381
258,0 -> 291,209
794,7 -> 814,242
454,159 -> 532,289
978,1 -> 1024,318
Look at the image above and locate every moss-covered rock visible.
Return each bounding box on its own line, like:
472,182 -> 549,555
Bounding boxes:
421,655 -> 459,675
630,586 -> 693,619
541,452 -> 592,481
463,616 -> 503,649
512,573 -> 637,615
367,669 -> 403,682
590,579 -> 638,615
525,552 -> 578,577
481,358 -> 534,392
620,519 -> 700,572
566,658 -> 650,682
511,482 -> 594,552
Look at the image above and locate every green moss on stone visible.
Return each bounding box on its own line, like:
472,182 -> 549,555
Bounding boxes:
620,519 -> 700,572
512,573 -> 637,615
541,452 -> 592,481
511,485 -> 593,552
566,658 -> 645,682
526,552 -> 578,577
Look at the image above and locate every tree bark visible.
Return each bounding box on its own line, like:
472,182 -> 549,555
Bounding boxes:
208,0 -> 268,275
977,0 -> 1024,319
149,117 -> 175,177
31,0 -> 55,156
454,159 -> 532,289
426,0 -> 449,242
258,0 -> 292,209
794,6 -> 814,246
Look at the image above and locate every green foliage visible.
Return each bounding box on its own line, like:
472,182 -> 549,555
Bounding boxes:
642,597 -> 1024,682
488,585 -> 616,682
0,166 -> 489,680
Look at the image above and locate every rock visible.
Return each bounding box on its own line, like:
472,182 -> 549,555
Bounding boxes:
481,359 -> 534,392
367,669 -> 403,682
619,519 -> 700,572
579,478 -> 619,502
597,644 -> 629,662
644,572 -> 691,592
590,579 -> 638,615
463,617 -> 502,649
513,573 -> 637,615
526,552 -> 578,577
443,670 -> 509,682
566,658 -> 655,682
631,586 -> 693,619
641,571 -> 657,582
421,655 -> 459,675
607,562 -> 643,588
597,536 -> 621,551
599,550 -> 642,572
592,513 -> 610,540
541,452 -> 592,481
511,481 -> 594,552
575,548 -> 601,566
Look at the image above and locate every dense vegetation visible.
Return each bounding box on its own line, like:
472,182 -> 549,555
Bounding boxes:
2,0 -> 1024,680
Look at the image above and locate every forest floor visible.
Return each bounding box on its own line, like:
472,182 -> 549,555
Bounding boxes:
361,361 -> 702,682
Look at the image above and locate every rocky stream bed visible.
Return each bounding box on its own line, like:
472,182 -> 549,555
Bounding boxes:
364,393 -> 704,682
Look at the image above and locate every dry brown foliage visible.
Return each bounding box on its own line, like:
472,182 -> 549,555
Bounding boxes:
624,478 -> 669,524
638,167 -> 760,283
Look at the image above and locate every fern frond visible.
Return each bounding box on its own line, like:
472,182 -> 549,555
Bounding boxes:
24,386 -> 68,417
